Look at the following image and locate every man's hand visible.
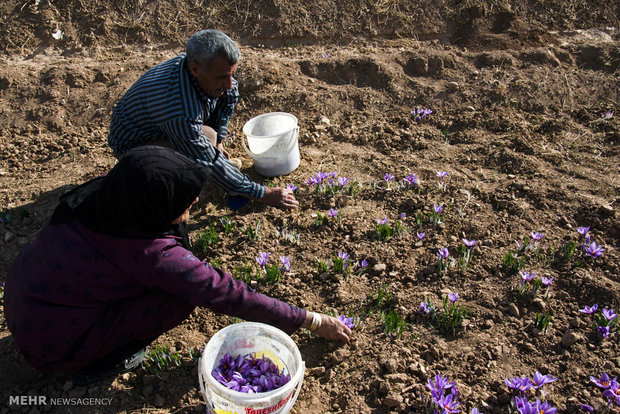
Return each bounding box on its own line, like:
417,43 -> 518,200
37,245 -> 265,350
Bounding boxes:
258,187 -> 298,209
216,142 -> 230,159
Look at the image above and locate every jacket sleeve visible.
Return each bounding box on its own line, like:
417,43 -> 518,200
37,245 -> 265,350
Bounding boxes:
160,117 -> 264,199
138,242 -> 306,335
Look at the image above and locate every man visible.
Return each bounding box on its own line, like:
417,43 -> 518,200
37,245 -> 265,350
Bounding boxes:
107,29 -> 298,209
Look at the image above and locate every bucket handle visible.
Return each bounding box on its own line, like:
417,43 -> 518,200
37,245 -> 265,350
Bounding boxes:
198,357 -> 210,407
243,126 -> 299,160
280,361 -> 305,414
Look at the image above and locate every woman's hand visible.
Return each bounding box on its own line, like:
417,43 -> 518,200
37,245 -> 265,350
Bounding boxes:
315,314 -> 351,342
302,312 -> 351,342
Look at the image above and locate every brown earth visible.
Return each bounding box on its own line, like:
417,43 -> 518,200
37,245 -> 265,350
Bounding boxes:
0,1 -> 619,413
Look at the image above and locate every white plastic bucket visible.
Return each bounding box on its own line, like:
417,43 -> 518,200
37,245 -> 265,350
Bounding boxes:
242,112 -> 301,177
198,322 -> 305,414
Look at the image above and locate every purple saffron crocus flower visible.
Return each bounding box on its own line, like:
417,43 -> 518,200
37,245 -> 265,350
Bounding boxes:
580,404 -> 594,413
359,259 -> 368,268
256,252 -> 270,267
279,256 -> 291,273
433,203 -> 444,214
463,238 -> 476,248
541,276 -> 554,286
338,251 -> 349,261
337,315 -> 355,329
534,399 -> 557,414
471,409 -> 482,414
420,302 -> 431,314
404,173 -> 419,186
603,379 -> 620,404
286,183 -> 298,192
436,171 -> 449,179
505,376 -> 532,393
437,248 -> 450,260
384,173 -> 394,182
426,373 -> 455,393
579,304 -> 599,314
598,326 -> 611,338
590,373 -> 613,389
577,226 -> 590,236
519,270 -> 537,282
584,241 -> 605,257
337,176 -> 350,187
448,292 -> 459,303
328,208 -> 339,218
530,232 -> 544,240
602,109 -> 614,120
377,217 -> 388,225
531,371 -> 558,389
602,308 -> 618,321
417,232 -> 425,240
435,393 -> 460,413
399,212 -> 406,219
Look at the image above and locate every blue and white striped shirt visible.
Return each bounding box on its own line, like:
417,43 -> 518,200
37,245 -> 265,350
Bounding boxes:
108,54 -> 264,199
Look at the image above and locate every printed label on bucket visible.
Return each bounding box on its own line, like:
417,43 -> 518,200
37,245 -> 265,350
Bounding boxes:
244,390 -> 293,414
209,390 -> 293,414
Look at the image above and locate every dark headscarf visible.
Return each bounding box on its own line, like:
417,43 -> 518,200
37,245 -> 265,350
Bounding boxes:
51,146 -> 210,247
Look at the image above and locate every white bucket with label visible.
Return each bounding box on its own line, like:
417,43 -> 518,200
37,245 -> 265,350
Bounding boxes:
242,112 -> 300,177
198,322 -> 305,414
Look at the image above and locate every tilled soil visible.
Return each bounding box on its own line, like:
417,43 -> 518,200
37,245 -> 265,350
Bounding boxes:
0,1 -> 619,413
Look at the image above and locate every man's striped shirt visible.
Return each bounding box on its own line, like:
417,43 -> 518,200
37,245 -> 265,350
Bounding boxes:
108,54 -> 264,199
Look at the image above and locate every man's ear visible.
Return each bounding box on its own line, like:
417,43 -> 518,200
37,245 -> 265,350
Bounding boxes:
189,61 -> 200,78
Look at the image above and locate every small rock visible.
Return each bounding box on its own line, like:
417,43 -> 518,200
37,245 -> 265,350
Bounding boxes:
377,380 -> 390,396
446,81 -> 459,91
383,394 -> 403,409
483,319 -> 495,329
383,358 -> 399,373
373,263 -> 387,272
336,194 -> 349,207
507,303 -> 520,317
561,330 -> 582,348
308,366 -> 325,377
569,317 -> 583,328
330,348 -> 351,365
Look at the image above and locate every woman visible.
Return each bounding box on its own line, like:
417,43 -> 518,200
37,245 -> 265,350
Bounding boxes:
4,146 -> 350,385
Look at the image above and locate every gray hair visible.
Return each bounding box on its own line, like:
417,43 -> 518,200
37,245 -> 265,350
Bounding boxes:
185,29 -> 241,69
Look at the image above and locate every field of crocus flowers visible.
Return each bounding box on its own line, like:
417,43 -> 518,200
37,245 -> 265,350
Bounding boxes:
0,1 -> 618,413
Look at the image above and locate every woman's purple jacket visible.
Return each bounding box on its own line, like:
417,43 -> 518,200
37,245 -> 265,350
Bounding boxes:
5,219 -> 306,371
